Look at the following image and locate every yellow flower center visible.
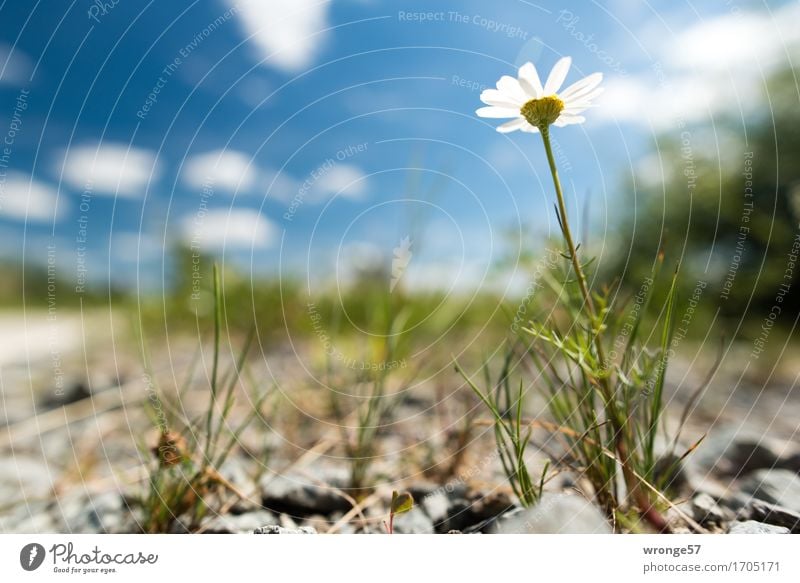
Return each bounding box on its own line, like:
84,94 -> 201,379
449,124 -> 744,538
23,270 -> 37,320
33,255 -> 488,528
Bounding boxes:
520,95 -> 565,129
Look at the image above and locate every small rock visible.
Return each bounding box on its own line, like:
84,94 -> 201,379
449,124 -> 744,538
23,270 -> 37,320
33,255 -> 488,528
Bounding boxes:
86,492 -> 134,533
692,428 -> 783,477
40,381 -> 91,409
409,481 -> 467,501
728,520 -> 790,534
467,490 -> 514,521
739,469 -> 800,513
3,510 -> 59,533
491,493 -> 612,534
260,471 -> 351,516
420,490 -> 450,524
392,507 -> 434,534
779,452 -> 800,473
739,499 -> 800,533
0,457 -> 53,500
279,513 -> 300,529
253,525 -> 317,534
664,500 -> 696,533
424,488 -> 514,533
691,493 -> 732,526
202,510 -> 277,534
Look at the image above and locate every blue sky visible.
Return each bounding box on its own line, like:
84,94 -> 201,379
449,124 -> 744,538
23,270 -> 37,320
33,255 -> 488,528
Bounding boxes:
0,0 -> 795,294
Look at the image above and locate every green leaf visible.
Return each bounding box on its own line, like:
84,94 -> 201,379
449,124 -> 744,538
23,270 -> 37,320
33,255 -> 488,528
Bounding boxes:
390,491 -> 413,515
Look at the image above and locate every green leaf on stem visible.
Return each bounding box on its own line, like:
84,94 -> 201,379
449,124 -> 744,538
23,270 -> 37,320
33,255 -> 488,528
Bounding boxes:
390,491 -> 414,515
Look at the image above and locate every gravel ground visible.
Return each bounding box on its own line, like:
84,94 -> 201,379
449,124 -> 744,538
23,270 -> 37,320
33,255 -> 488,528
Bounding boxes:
1,311 -> 798,534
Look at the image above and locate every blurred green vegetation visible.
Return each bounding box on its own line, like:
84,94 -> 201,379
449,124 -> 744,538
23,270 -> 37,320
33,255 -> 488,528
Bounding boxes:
0,258 -> 123,308
606,66 -> 800,334
132,245 -> 511,358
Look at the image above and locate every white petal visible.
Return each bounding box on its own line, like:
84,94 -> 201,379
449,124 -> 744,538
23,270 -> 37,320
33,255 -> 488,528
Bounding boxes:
559,72 -> 603,101
476,106 -> 520,119
520,124 -> 540,133
553,114 -> 585,127
518,62 -> 543,98
563,89 -> 604,111
543,57 -> 572,94
562,106 -> 588,115
496,118 -> 527,133
563,97 -> 600,108
496,75 -> 528,102
480,89 -> 524,108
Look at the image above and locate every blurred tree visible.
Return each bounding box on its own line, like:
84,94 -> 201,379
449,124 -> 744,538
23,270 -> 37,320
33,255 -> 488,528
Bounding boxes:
607,66 -> 800,329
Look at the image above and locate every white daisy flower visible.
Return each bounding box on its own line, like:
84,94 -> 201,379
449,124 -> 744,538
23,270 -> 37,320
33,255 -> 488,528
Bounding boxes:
476,57 -> 603,133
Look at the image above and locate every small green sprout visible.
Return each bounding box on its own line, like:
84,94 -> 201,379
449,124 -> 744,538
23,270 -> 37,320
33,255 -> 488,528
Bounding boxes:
386,491 -> 414,534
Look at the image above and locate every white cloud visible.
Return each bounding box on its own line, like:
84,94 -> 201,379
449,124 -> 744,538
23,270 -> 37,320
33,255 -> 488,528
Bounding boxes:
182,149 -> 256,192
596,74 -> 721,128
227,0 -> 329,72
0,172 -> 64,222
182,208 -> 276,249
667,5 -> 800,72
0,44 -> 33,86
57,143 -> 159,197
311,164 -> 368,200
596,2 -> 800,129
265,164 -> 368,204
263,168 -> 301,202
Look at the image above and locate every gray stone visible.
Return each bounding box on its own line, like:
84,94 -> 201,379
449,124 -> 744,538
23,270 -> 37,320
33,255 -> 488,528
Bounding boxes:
3,511 -> 59,533
423,488 -> 515,533
420,490 -> 450,524
409,481 -> 467,501
85,492 -> 133,533
1,500 -> 59,533
664,500 -> 697,533
779,452 -> 800,473
279,513 -> 300,529
728,520 -> 790,534
61,494 -> 98,534
691,428 -> 783,477
491,493 -> 612,534
0,457 -> 53,500
392,507 -> 434,534
739,469 -> 800,513
691,493 -> 732,526
740,499 -> 800,533
40,380 -> 94,409
260,471 -> 351,515
202,510 -> 278,534
253,524 -> 317,534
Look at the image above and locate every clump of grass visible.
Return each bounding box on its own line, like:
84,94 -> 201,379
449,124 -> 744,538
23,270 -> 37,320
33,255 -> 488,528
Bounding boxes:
329,305 -> 411,498
136,264 -> 269,533
456,354 -> 547,507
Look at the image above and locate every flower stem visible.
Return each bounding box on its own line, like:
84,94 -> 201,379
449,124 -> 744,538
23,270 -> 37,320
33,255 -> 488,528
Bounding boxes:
538,126 -> 670,533
540,127 -> 606,363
